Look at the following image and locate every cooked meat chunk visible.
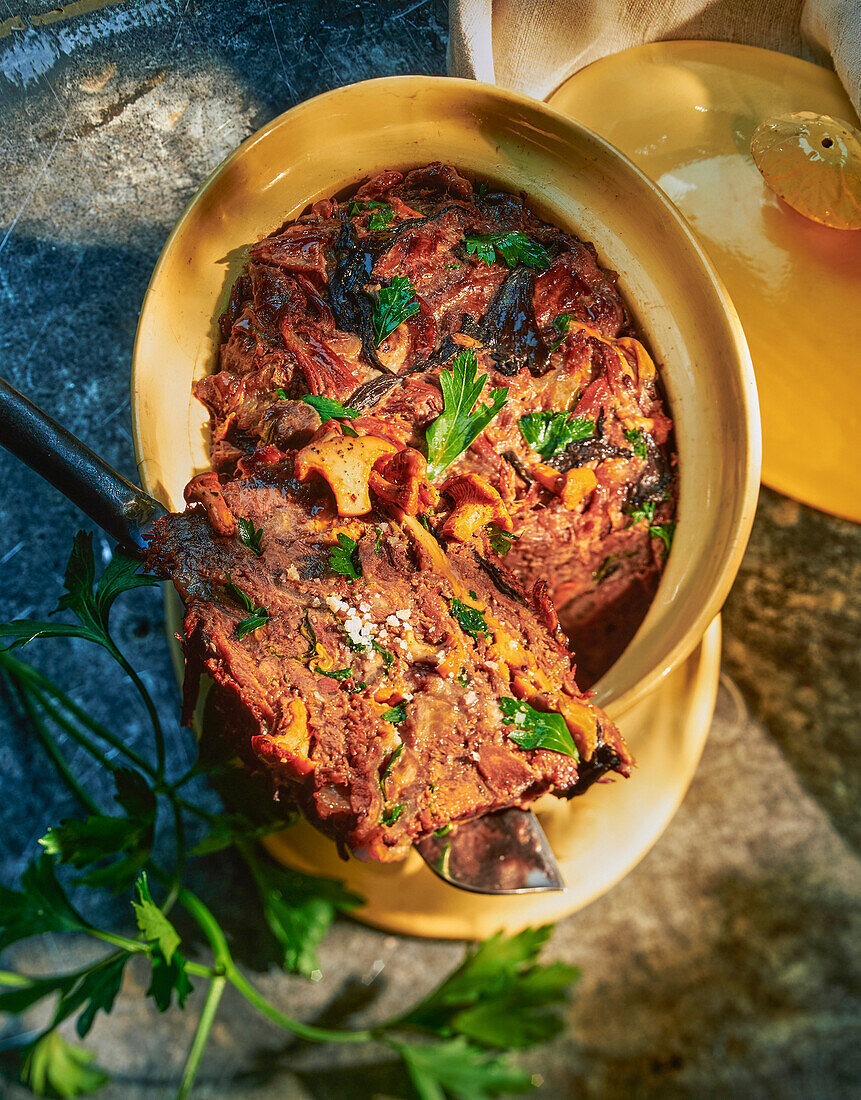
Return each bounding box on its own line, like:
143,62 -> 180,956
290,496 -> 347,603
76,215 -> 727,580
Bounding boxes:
147,449 -> 631,863
199,164 -> 677,684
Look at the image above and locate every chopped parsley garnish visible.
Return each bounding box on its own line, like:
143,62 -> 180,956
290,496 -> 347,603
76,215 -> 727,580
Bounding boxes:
348,199 -> 394,231
374,526 -> 384,554
382,704 -> 407,725
457,669 -> 470,686
380,744 -> 403,798
300,394 -> 360,422
237,517 -> 264,556
623,428 -> 648,458
444,261 -> 461,269
381,804 -> 404,827
434,823 -> 452,837
275,387 -> 289,400
518,411 -> 595,461
328,534 -> 361,581
372,639 -> 394,667
548,312 -> 571,352
593,554 -> 620,584
298,609 -> 318,662
450,597 -> 491,642
224,573 -> 269,639
425,349 -> 508,481
317,665 -> 353,682
498,698 -> 579,759
487,525 -> 519,556
463,231 -> 550,271
623,500 -> 676,554
371,275 -> 420,346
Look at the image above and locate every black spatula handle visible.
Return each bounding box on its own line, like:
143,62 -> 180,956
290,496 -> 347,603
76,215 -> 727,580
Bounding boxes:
0,376 -> 166,555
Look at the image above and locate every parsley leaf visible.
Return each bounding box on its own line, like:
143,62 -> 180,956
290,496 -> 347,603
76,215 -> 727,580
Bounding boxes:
624,500 -> 676,553
624,427 -> 648,458
0,855 -> 88,951
242,848 -> 362,977
237,517 -> 264,555
368,202 -> 395,231
190,813 -> 287,856
463,231 -> 550,271
39,768 -> 156,892
518,411 -> 595,461
0,532 -> 157,652
450,597 -> 491,643
425,350 -> 508,481
401,926 -> 579,1052
380,744 -> 404,801
328,533 -> 361,581
275,387 -> 289,400
147,949 -> 194,1012
381,804 -> 404,826
548,311 -> 571,352
499,698 -> 579,759
300,394 -> 360,422
348,200 -> 394,231
22,1031 -> 108,1098
382,704 -> 407,725
371,275 -> 420,346
132,873 -> 181,964
0,953 -> 127,1040
224,573 -> 269,639
393,1037 -> 533,1099
650,522 -> 676,553
486,526 -> 519,556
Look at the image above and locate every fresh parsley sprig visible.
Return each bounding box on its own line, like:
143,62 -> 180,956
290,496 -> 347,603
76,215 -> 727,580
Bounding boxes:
623,499 -> 676,554
425,349 -> 508,481
237,517 -> 264,556
328,533 -> 361,581
371,275 -> 420,347
224,573 -> 270,639
499,698 -> 580,759
623,428 -> 648,459
0,535 -> 579,1099
348,200 -> 395,231
548,311 -> 571,352
300,394 -> 360,423
463,231 -> 550,271
518,411 -> 595,461
450,596 -> 491,643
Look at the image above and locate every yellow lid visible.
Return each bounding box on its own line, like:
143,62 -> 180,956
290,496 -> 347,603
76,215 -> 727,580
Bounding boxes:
750,111 -> 861,230
549,42 -> 861,522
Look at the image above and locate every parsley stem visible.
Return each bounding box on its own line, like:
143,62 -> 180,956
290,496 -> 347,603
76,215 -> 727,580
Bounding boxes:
25,683 -> 117,776
112,649 -> 167,781
178,888 -> 374,1045
0,650 -> 157,778
176,974 -> 226,1100
226,966 -> 374,1044
5,675 -> 101,816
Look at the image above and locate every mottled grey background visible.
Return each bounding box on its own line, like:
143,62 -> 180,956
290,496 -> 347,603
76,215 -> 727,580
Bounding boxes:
1,2 -> 860,1098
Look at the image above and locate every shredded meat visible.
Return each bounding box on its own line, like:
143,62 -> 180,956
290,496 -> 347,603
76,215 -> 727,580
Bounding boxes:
149,164 -> 682,863
198,163 -> 677,685
147,453 -> 631,862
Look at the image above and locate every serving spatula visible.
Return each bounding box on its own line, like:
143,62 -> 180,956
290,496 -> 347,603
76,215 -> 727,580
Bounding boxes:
0,376 -> 566,894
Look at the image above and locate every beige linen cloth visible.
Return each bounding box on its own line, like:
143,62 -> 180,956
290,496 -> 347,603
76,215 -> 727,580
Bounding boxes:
449,0 -> 861,114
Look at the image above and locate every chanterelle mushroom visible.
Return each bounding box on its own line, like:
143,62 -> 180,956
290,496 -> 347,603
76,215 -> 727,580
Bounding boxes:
440,473 -> 513,542
295,423 -> 398,516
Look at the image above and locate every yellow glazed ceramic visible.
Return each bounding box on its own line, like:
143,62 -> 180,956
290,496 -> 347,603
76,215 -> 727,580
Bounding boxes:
133,75 -> 758,712
549,42 -> 861,522
133,77 -> 757,932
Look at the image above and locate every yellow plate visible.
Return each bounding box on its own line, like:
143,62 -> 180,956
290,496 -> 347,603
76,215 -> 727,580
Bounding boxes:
263,617 -> 721,939
549,41 -> 861,522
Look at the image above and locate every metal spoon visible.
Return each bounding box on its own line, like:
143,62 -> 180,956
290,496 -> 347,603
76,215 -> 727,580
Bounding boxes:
0,376 -> 565,894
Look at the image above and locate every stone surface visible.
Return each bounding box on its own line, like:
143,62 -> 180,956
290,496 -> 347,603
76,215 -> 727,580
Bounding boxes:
1,3 -> 860,1098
